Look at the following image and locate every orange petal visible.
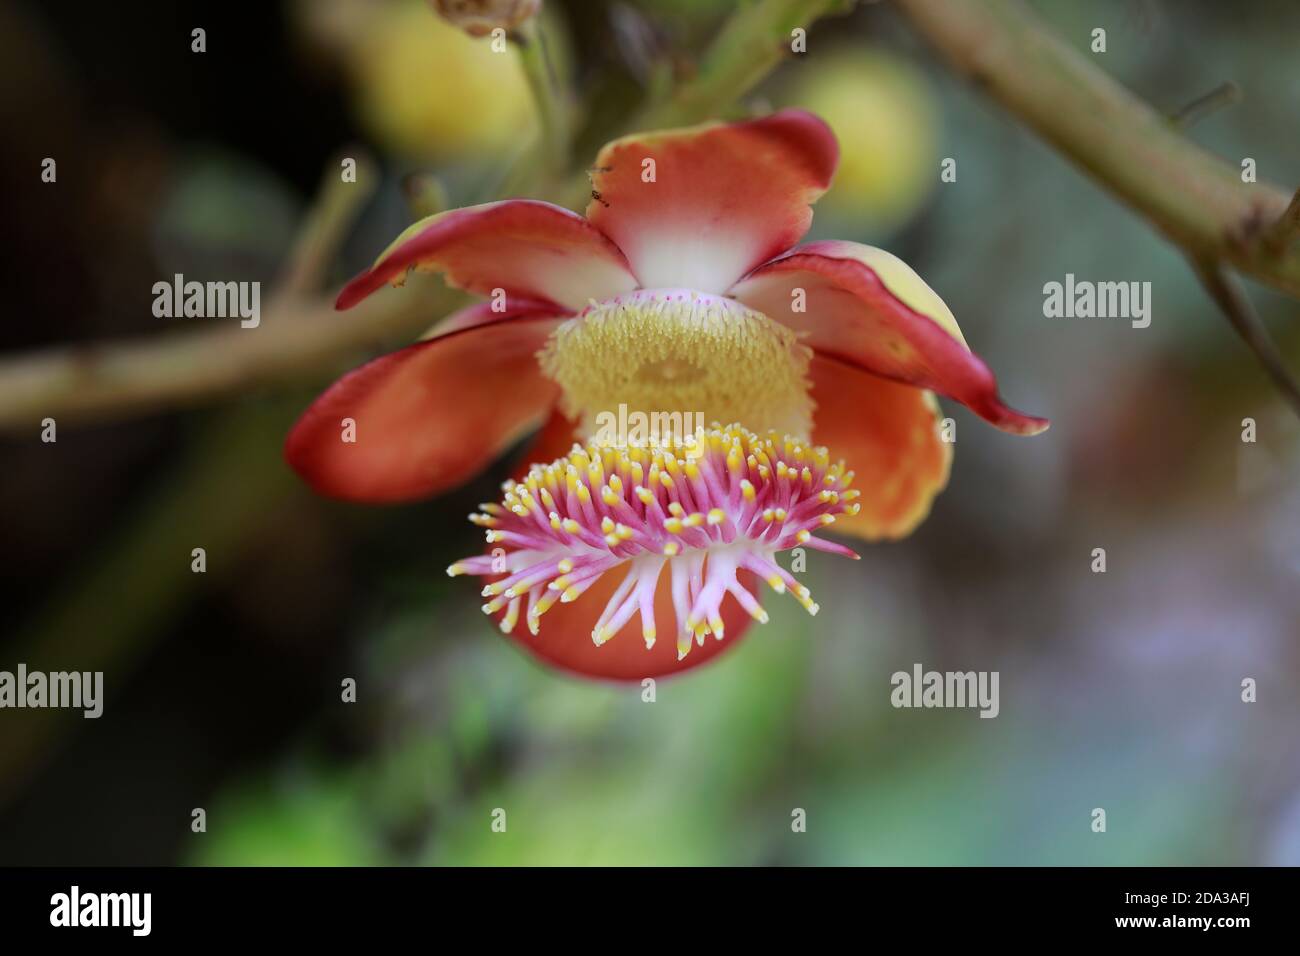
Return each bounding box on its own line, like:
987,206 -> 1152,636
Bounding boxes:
286,312 -> 564,502
498,565 -> 758,682
336,199 -> 638,311
731,240 -> 1049,436
585,109 -> 838,294
810,354 -> 952,541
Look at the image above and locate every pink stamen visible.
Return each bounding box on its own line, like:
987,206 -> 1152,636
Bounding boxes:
447,425 -> 861,660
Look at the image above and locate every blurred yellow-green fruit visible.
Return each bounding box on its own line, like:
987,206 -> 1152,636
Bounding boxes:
787,49 -> 940,234
346,0 -> 536,162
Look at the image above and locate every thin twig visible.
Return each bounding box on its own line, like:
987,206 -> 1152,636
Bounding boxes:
1190,257 -> 1300,417
515,18 -> 569,177
276,149 -> 377,295
1170,81 -> 1240,128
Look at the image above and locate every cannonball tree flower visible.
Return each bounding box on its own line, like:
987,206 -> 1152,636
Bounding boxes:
286,109 -> 1048,680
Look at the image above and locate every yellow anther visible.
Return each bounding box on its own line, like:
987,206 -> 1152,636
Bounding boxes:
530,589 -> 559,620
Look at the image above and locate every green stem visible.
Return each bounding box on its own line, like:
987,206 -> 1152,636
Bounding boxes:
638,0 -> 841,130
515,19 -> 569,179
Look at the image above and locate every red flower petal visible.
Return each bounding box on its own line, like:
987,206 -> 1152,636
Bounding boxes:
731,240 -> 1049,436
424,296 -> 560,337
336,199 -> 638,311
286,312 -> 564,502
585,109 -> 838,294
498,564 -> 758,681
810,355 -> 952,541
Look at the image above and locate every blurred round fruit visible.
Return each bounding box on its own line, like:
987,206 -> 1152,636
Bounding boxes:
786,48 -> 940,235
345,0 -> 536,162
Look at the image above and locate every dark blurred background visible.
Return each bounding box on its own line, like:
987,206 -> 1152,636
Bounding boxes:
1,0 -> 1297,865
